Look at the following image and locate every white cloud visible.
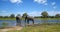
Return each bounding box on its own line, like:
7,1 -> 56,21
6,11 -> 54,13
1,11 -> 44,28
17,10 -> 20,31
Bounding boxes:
44,3 -> 47,5
0,11 -> 7,13
47,11 -> 60,16
53,6 -> 56,9
51,2 -> 56,9
18,11 -> 60,16
34,0 -> 47,5
0,11 -> 10,16
15,11 -> 42,16
27,11 -> 60,16
52,2 -> 56,6
0,11 -> 60,16
10,0 -> 22,4
28,11 -> 41,16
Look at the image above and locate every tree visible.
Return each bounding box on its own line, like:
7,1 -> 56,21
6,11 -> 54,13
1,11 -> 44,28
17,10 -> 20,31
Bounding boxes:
4,16 -> 8,18
16,14 -> 21,16
41,11 -> 49,18
0,16 -> 3,18
55,14 -> 60,18
9,14 -> 15,18
22,13 -> 28,17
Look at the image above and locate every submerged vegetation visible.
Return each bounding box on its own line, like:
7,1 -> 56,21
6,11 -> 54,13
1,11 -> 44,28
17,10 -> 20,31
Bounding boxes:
0,22 -> 8,29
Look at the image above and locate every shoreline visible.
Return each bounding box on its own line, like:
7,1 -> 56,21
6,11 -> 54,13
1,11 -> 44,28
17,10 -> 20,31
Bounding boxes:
0,26 -> 23,32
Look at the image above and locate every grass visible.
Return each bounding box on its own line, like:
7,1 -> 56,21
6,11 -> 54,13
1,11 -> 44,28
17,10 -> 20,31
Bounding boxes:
7,24 -> 60,32
34,18 -> 60,20
0,18 -> 16,20
0,18 -> 60,20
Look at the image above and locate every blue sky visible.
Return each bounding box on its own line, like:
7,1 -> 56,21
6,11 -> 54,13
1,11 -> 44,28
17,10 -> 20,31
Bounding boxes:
0,0 -> 60,16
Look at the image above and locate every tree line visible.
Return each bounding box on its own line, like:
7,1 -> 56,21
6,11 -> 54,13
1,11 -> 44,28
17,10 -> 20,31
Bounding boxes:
0,11 -> 60,18
35,11 -> 60,18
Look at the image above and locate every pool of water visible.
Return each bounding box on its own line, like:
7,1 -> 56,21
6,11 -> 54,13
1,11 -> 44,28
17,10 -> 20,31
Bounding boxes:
0,20 -> 60,27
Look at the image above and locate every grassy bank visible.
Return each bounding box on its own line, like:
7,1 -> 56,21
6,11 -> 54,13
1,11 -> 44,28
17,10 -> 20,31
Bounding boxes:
7,24 -> 60,32
0,18 -> 60,20
0,18 -> 16,20
34,18 -> 60,20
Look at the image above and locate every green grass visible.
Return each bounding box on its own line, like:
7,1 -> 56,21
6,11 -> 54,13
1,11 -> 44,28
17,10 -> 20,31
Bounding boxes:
0,18 -> 16,20
0,18 -> 60,20
7,24 -> 60,32
34,18 -> 60,20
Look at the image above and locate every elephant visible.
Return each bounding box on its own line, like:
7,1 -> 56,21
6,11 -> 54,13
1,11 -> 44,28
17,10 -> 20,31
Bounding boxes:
16,16 -> 22,26
25,16 -> 34,24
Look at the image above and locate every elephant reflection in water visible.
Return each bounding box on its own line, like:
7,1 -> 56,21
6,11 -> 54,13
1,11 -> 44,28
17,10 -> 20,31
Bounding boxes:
25,16 -> 34,24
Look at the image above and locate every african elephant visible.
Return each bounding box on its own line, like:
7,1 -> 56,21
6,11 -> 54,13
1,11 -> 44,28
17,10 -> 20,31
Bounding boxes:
16,16 -> 22,26
25,16 -> 34,24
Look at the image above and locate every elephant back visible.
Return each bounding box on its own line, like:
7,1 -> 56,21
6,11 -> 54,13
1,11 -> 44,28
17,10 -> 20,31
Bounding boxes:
16,16 -> 22,20
27,16 -> 34,19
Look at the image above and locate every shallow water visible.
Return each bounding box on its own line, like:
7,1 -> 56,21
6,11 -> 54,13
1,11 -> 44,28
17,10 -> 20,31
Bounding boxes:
0,20 -> 60,27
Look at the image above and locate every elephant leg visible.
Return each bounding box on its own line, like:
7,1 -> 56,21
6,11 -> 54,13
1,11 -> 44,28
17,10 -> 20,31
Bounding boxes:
16,20 -> 21,26
32,20 -> 34,24
18,20 -> 21,26
16,19 -> 19,23
25,19 -> 27,24
25,20 -> 26,24
19,20 -> 21,24
16,20 -> 19,26
27,20 -> 29,24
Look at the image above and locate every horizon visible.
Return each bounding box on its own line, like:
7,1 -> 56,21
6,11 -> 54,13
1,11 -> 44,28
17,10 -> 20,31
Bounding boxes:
0,0 -> 60,16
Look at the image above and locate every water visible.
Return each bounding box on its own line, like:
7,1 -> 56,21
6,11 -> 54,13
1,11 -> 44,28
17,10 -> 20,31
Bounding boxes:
0,20 -> 60,27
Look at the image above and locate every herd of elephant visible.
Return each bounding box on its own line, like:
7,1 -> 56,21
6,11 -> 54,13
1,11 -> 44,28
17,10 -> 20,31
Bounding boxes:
16,15 -> 34,26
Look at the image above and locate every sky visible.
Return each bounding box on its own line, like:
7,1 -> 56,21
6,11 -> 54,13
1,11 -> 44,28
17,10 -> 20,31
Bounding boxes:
0,0 -> 60,16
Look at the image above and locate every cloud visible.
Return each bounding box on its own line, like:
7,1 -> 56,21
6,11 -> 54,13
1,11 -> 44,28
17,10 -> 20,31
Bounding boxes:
15,11 -> 41,16
28,11 -> 41,16
15,11 -> 60,16
0,11 -> 60,16
44,3 -> 47,5
27,11 -> 60,16
0,11 -> 7,13
10,0 -> 22,4
34,0 -> 47,5
0,11 -> 10,16
53,6 -> 56,9
51,2 -> 56,9
52,2 -> 56,6
47,11 -> 60,16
